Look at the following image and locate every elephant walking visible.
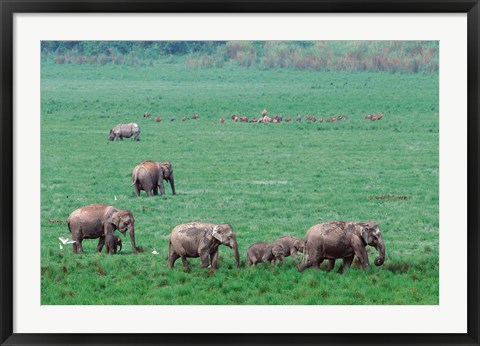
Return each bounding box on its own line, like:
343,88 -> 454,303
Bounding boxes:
108,123 -> 140,141
246,242 -> 284,266
67,204 -> 138,254
132,161 -> 176,197
273,236 -> 304,260
298,221 -> 385,273
168,222 -> 240,269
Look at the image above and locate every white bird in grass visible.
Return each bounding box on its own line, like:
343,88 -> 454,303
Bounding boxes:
58,237 -> 76,249
59,237 -> 76,245
151,250 -> 159,255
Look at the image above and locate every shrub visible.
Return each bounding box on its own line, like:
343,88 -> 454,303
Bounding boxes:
42,40 -> 439,73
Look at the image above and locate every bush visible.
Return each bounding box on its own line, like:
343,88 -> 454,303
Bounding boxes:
42,40 -> 439,73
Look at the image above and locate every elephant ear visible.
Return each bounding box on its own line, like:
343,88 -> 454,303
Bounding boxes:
108,210 -> 120,227
162,163 -> 172,176
212,225 -> 224,243
361,228 -> 369,244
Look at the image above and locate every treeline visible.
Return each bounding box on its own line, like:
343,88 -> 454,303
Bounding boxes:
41,41 -> 438,73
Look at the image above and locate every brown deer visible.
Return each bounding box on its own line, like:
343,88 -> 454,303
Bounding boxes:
326,116 -> 337,123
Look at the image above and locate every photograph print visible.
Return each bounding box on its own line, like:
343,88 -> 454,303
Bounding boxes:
41,40 -> 439,305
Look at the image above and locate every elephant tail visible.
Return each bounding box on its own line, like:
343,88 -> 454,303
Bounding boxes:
167,237 -> 171,260
131,167 -> 139,186
66,217 -> 72,234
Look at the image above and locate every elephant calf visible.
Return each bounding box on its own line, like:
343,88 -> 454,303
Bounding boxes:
67,204 -> 138,254
273,236 -> 304,260
132,160 -> 176,197
247,242 -> 284,266
103,235 -> 122,254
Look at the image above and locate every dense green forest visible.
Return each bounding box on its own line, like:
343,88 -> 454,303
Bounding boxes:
41,40 -> 438,73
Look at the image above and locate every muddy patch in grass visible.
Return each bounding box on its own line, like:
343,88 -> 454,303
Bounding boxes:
252,181 -> 288,185
369,194 -> 411,200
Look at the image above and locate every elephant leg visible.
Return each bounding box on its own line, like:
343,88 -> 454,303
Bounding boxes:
168,252 -> 180,268
312,257 -> 323,269
134,184 -> 141,197
353,248 -> 370,268
146,189 -> 153,197
169,176 -> 176,195
339,255 -> 354,274
199,251 -> 211,268
210,251 -> 219,269
105,234 -> 116,254
76,239 -> 85,254
276,255 -> 284,266
96,237 -> 105,253
326,259 -> 335,272
311,247 -> 324,269
298,260 -> 313,272
153,186 -> 159,196
181,256 -> 189,267
158,179 -> 166,196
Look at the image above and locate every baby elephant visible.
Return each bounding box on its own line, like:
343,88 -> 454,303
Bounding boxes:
108,235 -> 122,254
247,242 -> 284,266
273,236 -> 304,260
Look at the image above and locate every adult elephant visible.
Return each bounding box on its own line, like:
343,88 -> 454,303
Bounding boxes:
132,160 -> 176,197
67,204 -> 138,254
108,123 -> 140,141
298,221 -> 385,273
168,222 -> 240,269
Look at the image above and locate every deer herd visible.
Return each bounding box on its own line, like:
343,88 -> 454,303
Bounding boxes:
143,108 -> 384,124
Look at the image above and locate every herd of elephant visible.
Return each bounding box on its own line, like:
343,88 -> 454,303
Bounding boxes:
67,205 -> 386,273
74,124 -> 387,273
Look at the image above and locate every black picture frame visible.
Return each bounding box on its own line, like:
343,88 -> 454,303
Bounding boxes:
1,1 -> 479,345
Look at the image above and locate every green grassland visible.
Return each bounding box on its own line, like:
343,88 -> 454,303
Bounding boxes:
41,58 -> 439,305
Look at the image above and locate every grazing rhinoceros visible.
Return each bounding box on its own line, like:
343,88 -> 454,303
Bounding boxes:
108,123 -> 140,141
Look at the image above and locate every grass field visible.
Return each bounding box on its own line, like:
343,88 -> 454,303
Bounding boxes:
41,57 -> 439,305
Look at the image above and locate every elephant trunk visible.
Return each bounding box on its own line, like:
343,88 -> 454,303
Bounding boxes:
129,225 -> 138,254
232,239 -> 240,267
374,235 -> 385,266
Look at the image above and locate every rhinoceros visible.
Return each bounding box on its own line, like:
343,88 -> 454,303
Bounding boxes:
108,123 -> 140,141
